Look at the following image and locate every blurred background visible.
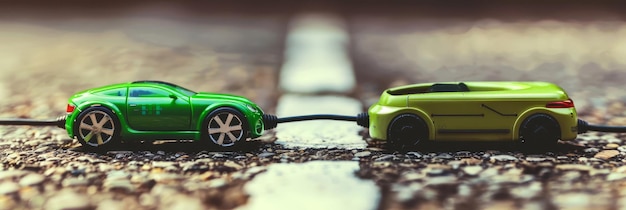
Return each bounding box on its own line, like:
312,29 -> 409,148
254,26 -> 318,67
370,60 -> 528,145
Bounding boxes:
1,0 -> 626,124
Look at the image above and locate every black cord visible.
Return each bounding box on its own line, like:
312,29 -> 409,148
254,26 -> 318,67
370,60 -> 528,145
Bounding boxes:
277,115 -> 356,123
578,119 -> 626,133
0,115 -> 66,128
263,113 -> 369,130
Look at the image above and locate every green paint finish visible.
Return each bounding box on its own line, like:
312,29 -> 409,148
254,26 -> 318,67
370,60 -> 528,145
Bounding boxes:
65,81 -> 264,143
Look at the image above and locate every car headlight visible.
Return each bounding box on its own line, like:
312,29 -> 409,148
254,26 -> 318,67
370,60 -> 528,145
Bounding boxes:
246,104 -> 258,113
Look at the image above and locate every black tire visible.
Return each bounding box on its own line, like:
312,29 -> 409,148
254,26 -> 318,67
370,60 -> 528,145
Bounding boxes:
387,114 -> 429,150
202,107 -> 249,147
519,114 -> 560,147
74,106 -> 121,150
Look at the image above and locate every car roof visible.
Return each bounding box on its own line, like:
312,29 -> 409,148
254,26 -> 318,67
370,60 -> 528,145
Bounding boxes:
131,80 -> 181,88
387,81 -> 568,100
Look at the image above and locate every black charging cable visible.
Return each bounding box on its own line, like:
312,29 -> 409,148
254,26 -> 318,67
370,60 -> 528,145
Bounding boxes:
0,115 -> 66,128
262,113 -> 369,130
577,119 -> 626,133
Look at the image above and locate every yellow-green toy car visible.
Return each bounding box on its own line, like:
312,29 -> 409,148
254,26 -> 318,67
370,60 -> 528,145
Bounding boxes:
368,81 -> 578,148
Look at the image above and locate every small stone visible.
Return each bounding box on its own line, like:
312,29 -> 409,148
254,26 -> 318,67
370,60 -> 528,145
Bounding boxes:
223,161 -> 243,170
151,173 -> 183,184
0,182 -> 20,195
209,178 -> 227,188
401,172 -> 424,181
106,170 -> 130,181
211,153 -> 226,158
590,169 -> 611,176
70,168 -> 86,177
406,152 -> 422,158
0,170 -> 27,181
393,183 -> 422,202
556,164 -> 593,172
447,161 -> 463,169
425,176 -> 457,186
462,166 -> 483,176
510,182 -> 542,199
460,158 -> 482,165
104,179 -> 135,193
19,174 -> 45,186
34,147 -> 49,153
375,155 -> 395,161
96,199 -> 125,210
354,151 -> 371,158
584,148 -> 600,153
490,155 -> 518,162
615,166 -> 626,173
594,150 -> 619,160
45,190 -> 91,210
525,156 -> 547,162
434,153 -> 453,160
152,161 -> 175,169
560,171 -> 582,181
553,193 -> 592,208
605,143 -> 619,150
166,196 -> 206,210
479,168 -> 499,178
425,168 -> 447,176
258,152 -> 275,158
455,151 -> 471,157
139,194 -> 157,207
62,178 -> 89,187
606,138 -> 622,144
607,173 -> 626,181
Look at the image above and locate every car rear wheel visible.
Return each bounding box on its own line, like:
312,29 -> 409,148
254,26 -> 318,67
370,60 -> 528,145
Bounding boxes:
519,114 -> 560,147
387,114 -> 429,150
75,107 -> 120,149
204,107 -> 249,147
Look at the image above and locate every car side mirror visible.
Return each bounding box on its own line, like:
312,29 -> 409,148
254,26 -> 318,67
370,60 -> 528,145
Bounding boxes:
169,94 -> 178,100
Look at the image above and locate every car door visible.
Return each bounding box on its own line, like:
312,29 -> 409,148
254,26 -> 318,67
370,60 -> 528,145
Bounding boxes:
410,92 -> 510,141
126,85 -> 191,131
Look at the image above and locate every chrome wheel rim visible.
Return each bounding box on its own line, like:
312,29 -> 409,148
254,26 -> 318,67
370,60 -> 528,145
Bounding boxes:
208,112 -> 244,146
78,110 -> 115,147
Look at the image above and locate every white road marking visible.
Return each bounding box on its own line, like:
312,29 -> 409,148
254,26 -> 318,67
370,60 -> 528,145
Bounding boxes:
239,161 -> 380,210
279,14 -> 355,94
243,13 -> 379,210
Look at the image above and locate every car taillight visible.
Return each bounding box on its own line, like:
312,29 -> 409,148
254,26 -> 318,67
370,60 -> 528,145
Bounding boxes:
546,99 -> 574,108
66,104 -> 76,113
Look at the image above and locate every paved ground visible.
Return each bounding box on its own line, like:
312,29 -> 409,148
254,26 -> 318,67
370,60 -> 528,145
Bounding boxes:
2,4 -> 626,210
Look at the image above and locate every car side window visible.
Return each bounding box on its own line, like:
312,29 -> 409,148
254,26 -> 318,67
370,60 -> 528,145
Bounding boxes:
129,87 -> 170,97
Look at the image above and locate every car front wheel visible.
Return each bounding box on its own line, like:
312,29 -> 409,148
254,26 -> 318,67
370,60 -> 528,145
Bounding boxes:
204,107 -> 249,147
387,114 -> 429,150
74,106 -> 121,149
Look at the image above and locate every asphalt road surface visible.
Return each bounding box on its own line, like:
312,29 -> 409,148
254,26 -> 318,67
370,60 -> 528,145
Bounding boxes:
2,4 -> 626,210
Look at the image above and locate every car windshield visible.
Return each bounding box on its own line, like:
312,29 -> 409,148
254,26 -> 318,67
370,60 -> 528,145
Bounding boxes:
132,80 -> 197,96
175,86 -> 197,96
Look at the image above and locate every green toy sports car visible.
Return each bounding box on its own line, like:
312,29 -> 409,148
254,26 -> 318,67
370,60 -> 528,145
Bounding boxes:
64,81 -> 264,149
368,81 -> 578,148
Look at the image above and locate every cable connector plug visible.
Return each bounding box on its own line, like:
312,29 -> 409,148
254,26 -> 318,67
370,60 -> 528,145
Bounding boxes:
262,114 -> 278,130
356,112 -> 369,128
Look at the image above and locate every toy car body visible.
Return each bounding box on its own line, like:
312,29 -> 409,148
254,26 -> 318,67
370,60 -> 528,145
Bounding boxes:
64,80 -> 264,149
368,81 -> 578,147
